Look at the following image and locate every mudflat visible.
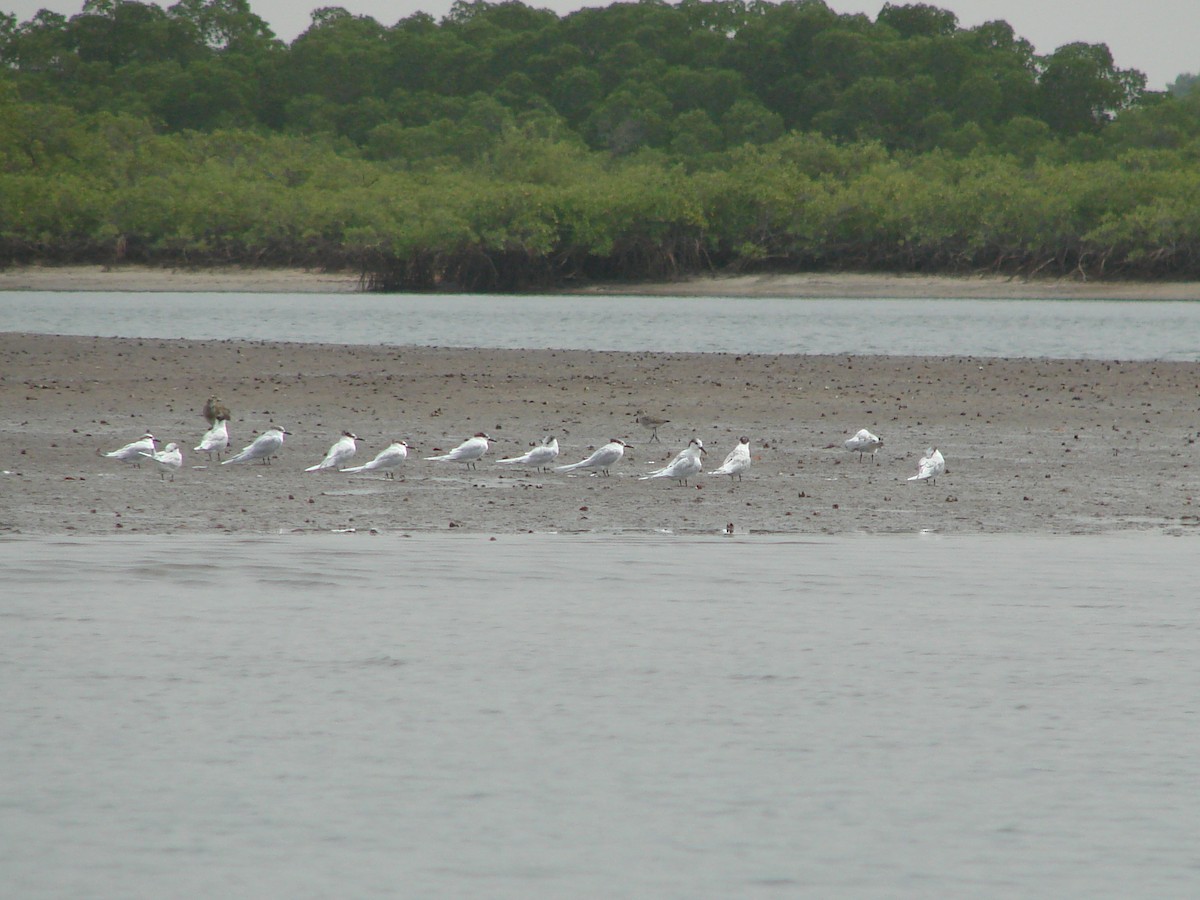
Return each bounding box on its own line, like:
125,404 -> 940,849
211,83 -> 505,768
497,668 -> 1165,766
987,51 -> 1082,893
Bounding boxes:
3,264 -> 1200,299
2,332 -> 1198,535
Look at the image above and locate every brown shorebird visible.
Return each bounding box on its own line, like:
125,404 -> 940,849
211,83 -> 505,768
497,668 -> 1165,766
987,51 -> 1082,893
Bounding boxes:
203,396 -> 232,426
634,410 -> 669,443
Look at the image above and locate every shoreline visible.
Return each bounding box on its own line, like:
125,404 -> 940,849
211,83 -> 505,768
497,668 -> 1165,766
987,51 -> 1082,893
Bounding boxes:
3,264 -> 1200,300
2,332 -> 1198,536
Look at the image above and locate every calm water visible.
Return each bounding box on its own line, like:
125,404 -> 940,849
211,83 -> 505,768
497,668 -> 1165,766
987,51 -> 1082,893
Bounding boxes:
4,533 -> 1199,897
4,291 -> 1200,359
6,294 -> 1199,895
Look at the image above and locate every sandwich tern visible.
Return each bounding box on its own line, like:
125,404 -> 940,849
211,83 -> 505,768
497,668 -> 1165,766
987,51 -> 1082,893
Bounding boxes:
555,439 -> 629,476
306,431 -> 359,472
140,442 -> 183,480
641,438 -> 705,485
908,447 -> 945,484
708,436 -> 751,483
425,433 -> 492,469
844,428 -> 883,463
343,441 -> 410,479
195,418 -> 230,462
222,426 -> 291,465
101,432 -> 156,467
497,437 -> 560,472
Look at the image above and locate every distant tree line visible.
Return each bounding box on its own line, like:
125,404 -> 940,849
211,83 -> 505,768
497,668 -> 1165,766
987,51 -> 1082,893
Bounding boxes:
2,0 -> 1200,289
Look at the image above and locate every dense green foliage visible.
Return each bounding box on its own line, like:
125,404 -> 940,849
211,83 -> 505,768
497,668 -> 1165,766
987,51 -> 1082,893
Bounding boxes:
2,0 -> 1200,289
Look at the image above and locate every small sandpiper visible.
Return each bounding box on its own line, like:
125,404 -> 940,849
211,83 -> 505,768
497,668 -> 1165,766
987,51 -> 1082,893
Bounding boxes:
634,410 -> 669,443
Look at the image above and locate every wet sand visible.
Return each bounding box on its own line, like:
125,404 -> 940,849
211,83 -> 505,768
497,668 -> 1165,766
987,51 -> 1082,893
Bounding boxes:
2,332 -> 1198,535
3,264 -> 1200,300
0,265 -> 365,294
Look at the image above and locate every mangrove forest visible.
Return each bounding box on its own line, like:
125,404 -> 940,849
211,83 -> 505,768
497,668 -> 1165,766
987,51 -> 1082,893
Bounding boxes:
3,0 -> 1200,290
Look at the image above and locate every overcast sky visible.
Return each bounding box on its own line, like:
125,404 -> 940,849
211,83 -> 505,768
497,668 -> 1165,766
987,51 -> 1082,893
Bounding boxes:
7,0 -> 1197,89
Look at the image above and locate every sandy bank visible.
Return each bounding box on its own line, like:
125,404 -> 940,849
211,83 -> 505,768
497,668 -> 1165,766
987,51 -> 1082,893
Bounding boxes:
2,333 -> 1198,536
0,265 -> 364,294
580,272 -> 1200,300
3,264 -> 1200,300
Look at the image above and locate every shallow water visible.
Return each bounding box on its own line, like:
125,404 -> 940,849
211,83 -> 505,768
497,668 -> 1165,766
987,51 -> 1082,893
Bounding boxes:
4,532 -> 1198,897
5,292 -> 1200,359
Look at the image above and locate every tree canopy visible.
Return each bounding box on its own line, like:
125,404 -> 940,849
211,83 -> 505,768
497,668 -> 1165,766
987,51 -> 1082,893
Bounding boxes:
2,0 -> 1199,289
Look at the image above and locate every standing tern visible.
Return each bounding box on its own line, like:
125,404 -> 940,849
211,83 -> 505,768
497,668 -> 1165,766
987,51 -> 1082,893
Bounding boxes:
497,437 -> 559,472
195,418 -> 230,462
424,433 -> 492,470
140,442 -> 183,480
844,428 -> 883,463
641,438 -> 706,485
555,439 -> 629,476
907,447 -> 945,484
101,432 -> 156,467
306,431 -> 359,472
708,436 -> 751,483
222,426 -> 291,465
343,441 -> 411,479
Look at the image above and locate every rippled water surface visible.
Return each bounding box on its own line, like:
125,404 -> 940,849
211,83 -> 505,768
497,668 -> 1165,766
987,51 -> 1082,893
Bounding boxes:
4,291 -> 1200,358
4,533 -> 1198,897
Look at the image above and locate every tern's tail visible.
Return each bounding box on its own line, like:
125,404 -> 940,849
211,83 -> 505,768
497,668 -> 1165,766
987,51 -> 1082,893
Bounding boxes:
554,462 -> 582,472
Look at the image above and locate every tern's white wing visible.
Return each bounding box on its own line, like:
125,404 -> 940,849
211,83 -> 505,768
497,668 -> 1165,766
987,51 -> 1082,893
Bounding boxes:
844,428 -> 882,460
522,444 -> 560,467
643,451 -> 687,478
498,438 -> 559,468
908,447 -> 945,482
222,428 -> 286,465
644,456 -> 700,480
196,420 -> 229,454
844,428 -> 879,451
569,446 -> 608,469
556,440 -> 625,474
556,454 -> 591,472
307,433 -> 357,471
425,434 -> 490,463
104,433 -> 156,463
928,448 -> 945,477
709,437 -> 751,477
140,443 -> 183,478
641,440 -> 705,482
344,442 -> 408,473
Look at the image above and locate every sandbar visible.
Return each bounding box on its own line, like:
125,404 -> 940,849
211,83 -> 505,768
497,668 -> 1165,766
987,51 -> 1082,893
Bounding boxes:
2,332 -> 1197,536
